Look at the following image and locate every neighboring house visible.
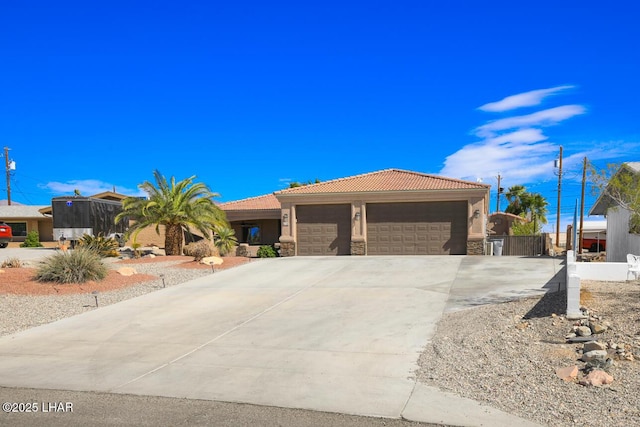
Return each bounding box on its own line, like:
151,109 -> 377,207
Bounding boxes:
0,201 -> 52,242
589,162 -> 640,262
270,168 -> 489,256
487,212 -> 528,235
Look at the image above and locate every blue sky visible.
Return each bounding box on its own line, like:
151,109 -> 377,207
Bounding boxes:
2,1 -> 639,231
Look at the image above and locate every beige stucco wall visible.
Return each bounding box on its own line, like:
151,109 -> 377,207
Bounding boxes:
277,188 -> 490,255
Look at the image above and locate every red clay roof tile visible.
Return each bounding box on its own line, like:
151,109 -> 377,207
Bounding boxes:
275,169 -> 489,195
219,193 -> 281,211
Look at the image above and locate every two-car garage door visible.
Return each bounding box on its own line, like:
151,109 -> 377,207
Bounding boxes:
296,202 -> 468,256
366,202 -> 467,255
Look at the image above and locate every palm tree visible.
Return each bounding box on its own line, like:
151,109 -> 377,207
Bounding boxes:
116,170 -> 228,256
213,225 -> 238,256
505,185 -> 527,215
525,192 -> 549,234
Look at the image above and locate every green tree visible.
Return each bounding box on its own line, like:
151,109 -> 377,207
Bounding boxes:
213,225 -> 238,256
590,163 -> 640,232
116,170 -> 228,256
505,185 -> 527,215
289,178 -> 320,188
511,220 -> 537,235
505,184 -> 549,234
526,192 -> 548,234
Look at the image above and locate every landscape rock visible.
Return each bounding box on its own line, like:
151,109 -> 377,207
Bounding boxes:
555,365 -> 578,382
583,341 -> 607,352
201,256 -> 224,266
589,322 -> 607,334
576,326 -> 592,337
580,370 -> 613,387
117,267 -> 138,277
581,350 -> 608,362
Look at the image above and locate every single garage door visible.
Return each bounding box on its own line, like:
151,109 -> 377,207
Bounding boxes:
367,202 -> 467,255
297,204 -> 351,256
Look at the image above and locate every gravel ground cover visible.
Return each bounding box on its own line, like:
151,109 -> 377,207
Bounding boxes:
0,256 -> 251,337
418,280 -> 640,427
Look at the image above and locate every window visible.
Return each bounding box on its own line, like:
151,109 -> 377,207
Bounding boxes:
6,222 -> 27,237
242,225 -> 261,244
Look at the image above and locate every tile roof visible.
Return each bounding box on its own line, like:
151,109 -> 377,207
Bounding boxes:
219,193 -> 281,211
275,169 -> 490,195
0,205 -> 50,219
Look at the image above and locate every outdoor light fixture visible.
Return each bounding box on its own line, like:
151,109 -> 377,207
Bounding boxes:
283,213 -> 289,226
354,212 -> 361,221
92,291 -> 99,307
473,209 -> 481,219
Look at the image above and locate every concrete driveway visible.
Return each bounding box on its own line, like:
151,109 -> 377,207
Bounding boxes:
0,256 -> 559,426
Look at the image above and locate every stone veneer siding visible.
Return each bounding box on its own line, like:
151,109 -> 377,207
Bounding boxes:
350,241 -> 366,255
466,239 -> 485,255
279,242 -> 296,257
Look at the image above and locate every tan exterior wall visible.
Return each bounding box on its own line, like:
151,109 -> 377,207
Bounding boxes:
126,224 -> 167,247
38,220 -> 53,241
277,188 -> 490,256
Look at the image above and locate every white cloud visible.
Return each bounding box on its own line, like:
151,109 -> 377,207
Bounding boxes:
440,87 -> 588,188
40,179 -> 145,198
475,105 -> 586,138
478,85 -> 574,112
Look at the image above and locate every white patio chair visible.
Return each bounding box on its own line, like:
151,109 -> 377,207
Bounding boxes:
626,254 -> 640,280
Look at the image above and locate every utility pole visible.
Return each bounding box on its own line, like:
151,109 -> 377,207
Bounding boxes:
496,174 -> 502,212
579,157 -> 587,253
555,146 -> 563,247
3,147 -> 10,206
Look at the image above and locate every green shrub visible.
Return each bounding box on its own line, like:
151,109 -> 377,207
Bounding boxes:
77,233 -> 119,257
257,245 -> 277,258
1,257 -> 23,268
35,247 -> 108,284
20,231 -> 43,248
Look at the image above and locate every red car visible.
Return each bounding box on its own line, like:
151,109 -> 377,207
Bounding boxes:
0,222 -> 12,248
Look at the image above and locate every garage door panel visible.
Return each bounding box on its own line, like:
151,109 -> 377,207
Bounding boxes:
296,205 -> 351,256
367,202 -> 467,255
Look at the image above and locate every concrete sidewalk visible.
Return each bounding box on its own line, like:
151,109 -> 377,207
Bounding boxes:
0,256 -> 559,426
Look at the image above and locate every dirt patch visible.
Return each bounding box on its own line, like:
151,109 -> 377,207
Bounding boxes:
0,256 -> 251,296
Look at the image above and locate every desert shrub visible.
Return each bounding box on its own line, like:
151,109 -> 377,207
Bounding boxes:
1,257 -> 23,268
183,239 -> 218,261
257,245 -> 277,258
20,231 -> 43,248
77,233 -> 119,257
35,247 -> 108,283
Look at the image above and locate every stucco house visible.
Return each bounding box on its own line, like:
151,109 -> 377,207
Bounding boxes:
222,169 -> 490,256
590,162 -> 640,262
0,202 -> 52,243
225,168 -> 489,256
